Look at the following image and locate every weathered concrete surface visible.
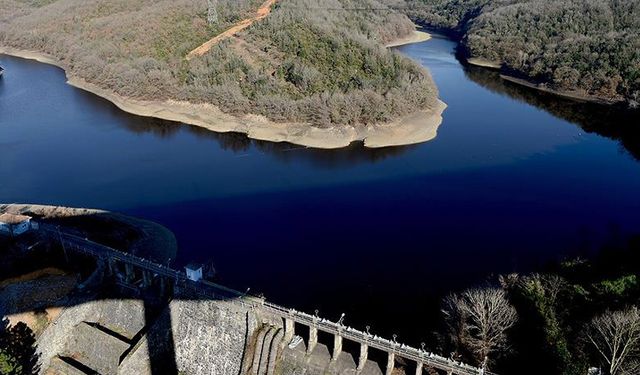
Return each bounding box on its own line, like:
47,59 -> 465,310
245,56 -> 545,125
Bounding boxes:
84,299 -> 146,340
243,323 -> 285,375
36,299 -> 99,372
34,294 -> 402,375
35,299 -> 147,373
45,357 -> 87,375
276,343 -> 384,375
61,322 -> 129,374
120,299 -> 264,375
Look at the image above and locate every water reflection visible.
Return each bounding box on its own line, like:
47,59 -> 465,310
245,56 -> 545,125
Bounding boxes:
0,74 -> 5,96
1,53 -> 417,169
114,115 -> 418,168
463,66 -> 640,159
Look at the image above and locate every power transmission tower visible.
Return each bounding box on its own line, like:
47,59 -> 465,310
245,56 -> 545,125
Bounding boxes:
207,0 -> 218,25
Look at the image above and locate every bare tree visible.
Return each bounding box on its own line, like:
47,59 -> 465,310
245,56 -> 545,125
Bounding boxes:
443,288 -> 518,369
586,307 -> 640,375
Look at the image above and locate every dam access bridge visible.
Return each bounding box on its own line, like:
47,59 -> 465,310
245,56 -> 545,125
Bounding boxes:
43,224 -> 490,375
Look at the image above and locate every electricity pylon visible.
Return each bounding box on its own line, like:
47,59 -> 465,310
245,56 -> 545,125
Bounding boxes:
207,0 -> 218,25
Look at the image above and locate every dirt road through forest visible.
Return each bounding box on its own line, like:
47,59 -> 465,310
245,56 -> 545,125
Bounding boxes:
187,0 -> 278,60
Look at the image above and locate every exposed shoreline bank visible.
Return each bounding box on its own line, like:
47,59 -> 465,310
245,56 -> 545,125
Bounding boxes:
466,57 -> 501,70
386,30 -> 432,48
415,18 -> 630,108
499,74 -> 622,105
0,45 -> 446,149
462,48 -> 623,106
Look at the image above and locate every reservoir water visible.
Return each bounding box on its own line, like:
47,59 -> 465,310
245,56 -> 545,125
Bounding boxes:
2,35 -> 640,345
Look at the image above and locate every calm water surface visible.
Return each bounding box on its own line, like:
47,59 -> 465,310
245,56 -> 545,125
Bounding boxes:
2,36 -> 640,344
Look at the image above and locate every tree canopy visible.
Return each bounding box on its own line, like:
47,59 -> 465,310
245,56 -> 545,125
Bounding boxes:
0,0 -> 439,127
405,0 -> 640,106
0,318 -> 39,375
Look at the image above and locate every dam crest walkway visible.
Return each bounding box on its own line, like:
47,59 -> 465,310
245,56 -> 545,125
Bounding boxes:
43,224 -> 492,375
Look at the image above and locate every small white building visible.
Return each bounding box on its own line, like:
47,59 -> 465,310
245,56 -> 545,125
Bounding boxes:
185,263 -> 203,282
0,213 -> 33,237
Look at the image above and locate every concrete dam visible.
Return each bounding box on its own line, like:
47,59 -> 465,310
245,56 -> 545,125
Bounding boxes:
34,225 -> 488,375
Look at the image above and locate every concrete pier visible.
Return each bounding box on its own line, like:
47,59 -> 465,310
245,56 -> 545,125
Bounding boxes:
332,334 -> 342,361
106,258 -> 115,276
386,352 -> 395,375
124,263 -> 135,283
284,318 -> 295,344
142,271 -> 152,288
357,343 -> 368,370
159,277 -> 166,296
307,326 -> 318,354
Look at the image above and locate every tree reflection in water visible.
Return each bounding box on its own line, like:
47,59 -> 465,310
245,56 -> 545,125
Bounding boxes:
463,65 -> 640,160
113,114 -> 419,168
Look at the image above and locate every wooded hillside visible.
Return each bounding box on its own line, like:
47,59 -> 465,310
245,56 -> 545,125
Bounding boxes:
405,0 -> 640,106
0,0 -> 439,127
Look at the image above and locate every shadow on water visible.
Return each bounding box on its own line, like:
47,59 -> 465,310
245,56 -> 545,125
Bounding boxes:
0,75 -> 5,94
463,65 -> 640,159
72,86 -> 418,169
115,115 -> 418,168
3,216 -> 640,375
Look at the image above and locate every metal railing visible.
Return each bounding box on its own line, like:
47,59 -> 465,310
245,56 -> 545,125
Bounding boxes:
43,224 -> 491,375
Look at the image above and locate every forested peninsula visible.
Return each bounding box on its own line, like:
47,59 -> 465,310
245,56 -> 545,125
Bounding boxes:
0,0 -> 444,148
405,0 -> 640,107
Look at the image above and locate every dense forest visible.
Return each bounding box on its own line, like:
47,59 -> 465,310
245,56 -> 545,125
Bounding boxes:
404,0 -> 640,106
0,0 -> 439,127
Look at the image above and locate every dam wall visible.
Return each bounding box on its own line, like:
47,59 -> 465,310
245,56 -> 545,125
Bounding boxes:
120,299 -> 266,375
30,222 -> 486,375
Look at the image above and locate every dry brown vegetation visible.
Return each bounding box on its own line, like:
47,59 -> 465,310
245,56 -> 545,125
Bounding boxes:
0,0 -> 439,127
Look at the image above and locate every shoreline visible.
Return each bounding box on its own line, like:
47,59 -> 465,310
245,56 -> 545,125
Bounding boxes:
499,74 -> 621,105
0,46 -> 445,149
464,54 -> 623,106
386,30 -> 432,48
466,57 -> 501,70
415,20 -> 627,107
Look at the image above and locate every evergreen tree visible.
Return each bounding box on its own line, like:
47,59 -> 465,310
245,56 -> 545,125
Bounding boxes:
0,318 -> 39,375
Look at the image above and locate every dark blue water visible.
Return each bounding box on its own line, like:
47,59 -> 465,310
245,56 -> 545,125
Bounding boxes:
2,36 -> 640,344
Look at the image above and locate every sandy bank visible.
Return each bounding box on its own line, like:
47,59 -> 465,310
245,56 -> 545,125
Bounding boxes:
500,74 -> 621,105
463,53 -> 622,105
386,30 -> 432,48
0,46 -> 446,149
467,57 -> 501,69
